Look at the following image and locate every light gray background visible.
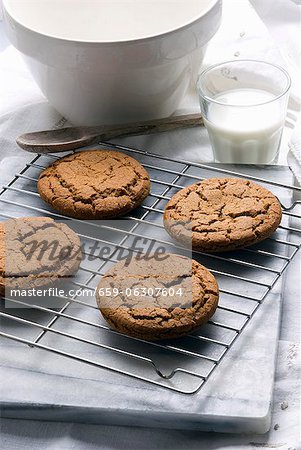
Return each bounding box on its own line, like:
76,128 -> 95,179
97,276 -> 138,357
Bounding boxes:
0,0 -> 300,449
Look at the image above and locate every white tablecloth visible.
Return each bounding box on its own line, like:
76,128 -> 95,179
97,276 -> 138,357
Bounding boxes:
0,1 -> 300,449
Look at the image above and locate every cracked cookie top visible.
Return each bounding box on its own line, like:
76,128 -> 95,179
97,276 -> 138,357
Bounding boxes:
0,217 -> 82,295
37,150 -> 150,219
164,178 -> 282,252
96,254 -> 219,340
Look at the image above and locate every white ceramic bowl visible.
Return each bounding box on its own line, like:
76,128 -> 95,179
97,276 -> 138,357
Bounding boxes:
3,0 -> 222,125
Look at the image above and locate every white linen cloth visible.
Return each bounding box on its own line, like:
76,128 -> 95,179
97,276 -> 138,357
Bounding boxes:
288,116 -> 301,185
0,0 -> 300,449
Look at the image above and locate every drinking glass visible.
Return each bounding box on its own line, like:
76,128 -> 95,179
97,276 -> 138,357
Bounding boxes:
197,60 -> 291,164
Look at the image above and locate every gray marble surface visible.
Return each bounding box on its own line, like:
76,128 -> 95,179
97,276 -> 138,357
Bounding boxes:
0,160 -> 298,435
0,290 -> 282,434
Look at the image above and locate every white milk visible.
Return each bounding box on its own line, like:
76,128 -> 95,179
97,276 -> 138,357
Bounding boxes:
204,89 -> 284,164
5,0 -> 214,42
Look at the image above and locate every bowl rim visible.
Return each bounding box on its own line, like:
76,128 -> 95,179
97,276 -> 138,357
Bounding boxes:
2,0 -> 221,45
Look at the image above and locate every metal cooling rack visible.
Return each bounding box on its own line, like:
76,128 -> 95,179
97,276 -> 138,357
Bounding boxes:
0,142 -> 301,395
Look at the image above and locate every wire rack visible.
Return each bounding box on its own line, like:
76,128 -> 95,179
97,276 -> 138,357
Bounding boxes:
0,142 -> 301,395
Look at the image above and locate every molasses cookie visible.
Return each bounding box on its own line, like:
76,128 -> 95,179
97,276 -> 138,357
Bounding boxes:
96,254 -> 219,340
0,217 -> 82,296
37,150 -> 150,219
164,178 -> 282,252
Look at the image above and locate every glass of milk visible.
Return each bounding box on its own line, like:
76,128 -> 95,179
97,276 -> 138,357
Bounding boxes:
197,60 -> 291,164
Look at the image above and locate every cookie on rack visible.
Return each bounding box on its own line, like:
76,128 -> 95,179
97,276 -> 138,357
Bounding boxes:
37,150 -> 150,219
0,217 -> 82,296
96,253 -> 219,341
164,178 -> 282,252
